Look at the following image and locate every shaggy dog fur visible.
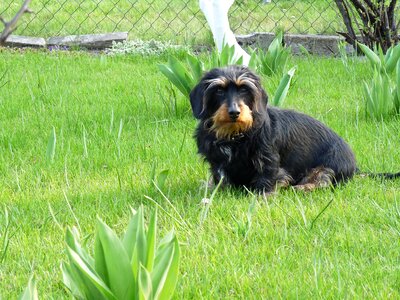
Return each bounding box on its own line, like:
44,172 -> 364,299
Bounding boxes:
189,65 -> 398,193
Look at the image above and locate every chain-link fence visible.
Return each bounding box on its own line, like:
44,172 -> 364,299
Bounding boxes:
1,1 -> 343,43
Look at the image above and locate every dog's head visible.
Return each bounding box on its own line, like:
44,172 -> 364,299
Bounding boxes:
189,65 -> 268,139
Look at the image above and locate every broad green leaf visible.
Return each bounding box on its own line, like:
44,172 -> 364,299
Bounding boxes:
186,53 -> 203,83
123,209 -> 140,257
358,42 -> 382,70
66,247 -> 116,300
18,275 -> 38,300
158,64 -> 189,97
272,67 -> 296,106
62,262 -> 85,299
97,218 -> 136,300
65,227 -> 95,269
94,233 -> 109,286
168,56 -> 193,91
152,236 -> 180,300
138,265 -> 152,300
385,44 -> 400,74
132,206 -> 147,283
146,209 -> 157,272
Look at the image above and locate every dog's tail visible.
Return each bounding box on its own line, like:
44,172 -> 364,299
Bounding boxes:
357,171 -> 400,179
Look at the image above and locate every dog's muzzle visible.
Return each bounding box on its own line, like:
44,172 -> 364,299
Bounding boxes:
228,103 -> 240,121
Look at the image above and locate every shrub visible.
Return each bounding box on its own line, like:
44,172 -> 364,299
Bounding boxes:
62,206 -> 180,300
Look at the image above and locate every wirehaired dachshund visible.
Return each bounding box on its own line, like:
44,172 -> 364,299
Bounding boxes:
189,65 -> 399,193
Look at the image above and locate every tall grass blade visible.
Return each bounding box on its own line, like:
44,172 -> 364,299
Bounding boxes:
46,126 -> 56,161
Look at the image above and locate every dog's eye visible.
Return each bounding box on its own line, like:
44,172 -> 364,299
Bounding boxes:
215,87 -> 225,95
239,86 -> 249,94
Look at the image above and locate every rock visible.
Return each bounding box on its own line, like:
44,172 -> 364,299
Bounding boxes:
236,32 -> 349,56
47,32 -> 128,49
4,35 -> 46,48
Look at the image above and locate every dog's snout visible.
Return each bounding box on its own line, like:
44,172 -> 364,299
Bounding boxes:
228,105 -> 240,120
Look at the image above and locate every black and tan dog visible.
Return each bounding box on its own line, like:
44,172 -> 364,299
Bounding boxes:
189,65 -> 399,193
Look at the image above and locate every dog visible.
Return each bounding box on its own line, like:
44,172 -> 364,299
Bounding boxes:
189,65 -> 399,193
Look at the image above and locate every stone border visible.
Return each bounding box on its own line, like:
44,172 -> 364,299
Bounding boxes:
3,32 -> 128,49
236,32 -> 353,56
2,31 -> 351,55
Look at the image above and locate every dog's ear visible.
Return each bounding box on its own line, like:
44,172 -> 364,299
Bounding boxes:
189,82 -> 205,119
253,85 -> 268,113
261,88 -> 268,105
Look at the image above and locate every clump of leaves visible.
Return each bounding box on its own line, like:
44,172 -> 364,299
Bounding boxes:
62,206 -> 180,300
359,43 -> 400,118
358,42 -> 400,75
158,53 -> 203,98
255,30 -> 291,76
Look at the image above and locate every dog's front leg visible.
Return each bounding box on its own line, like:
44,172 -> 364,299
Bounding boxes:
252,174 -> 278,194
250,155 -> 280,194
209,163 -> 229,188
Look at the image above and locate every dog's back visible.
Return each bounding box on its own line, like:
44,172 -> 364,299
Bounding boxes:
267,107 -> 357,184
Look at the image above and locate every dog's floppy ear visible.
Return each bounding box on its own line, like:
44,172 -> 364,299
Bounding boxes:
261,88 -> 268,105
189,82 -> 205,119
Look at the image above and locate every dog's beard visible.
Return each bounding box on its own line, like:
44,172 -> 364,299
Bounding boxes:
210,103 -> 253,140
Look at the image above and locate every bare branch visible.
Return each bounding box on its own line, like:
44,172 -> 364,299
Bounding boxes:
0,0 -> 32,45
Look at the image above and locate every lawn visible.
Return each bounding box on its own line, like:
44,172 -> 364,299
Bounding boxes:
0,48 -> 400,299
0,0 -> 341,43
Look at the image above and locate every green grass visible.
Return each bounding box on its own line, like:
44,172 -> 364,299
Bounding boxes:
0,49 -> 400,299
0,0 -> 341,43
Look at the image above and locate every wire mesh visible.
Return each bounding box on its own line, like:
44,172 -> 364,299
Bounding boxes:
1,0 -> 344,42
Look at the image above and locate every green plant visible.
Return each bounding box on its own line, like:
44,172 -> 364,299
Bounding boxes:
271,67 -> 296,106
363,70 -> 395,119
107,40 -> 188,56
158,54 -> 203,98
62,206 -> 180,300
210,43 -> 258,70
359,43 -> 400,118
358,42 -> 400,75
256,30 -> 291,76
158,32 -> 294,107
19,276 -> 38,300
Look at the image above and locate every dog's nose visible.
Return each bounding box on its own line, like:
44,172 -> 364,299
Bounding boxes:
228,108 -> 240,121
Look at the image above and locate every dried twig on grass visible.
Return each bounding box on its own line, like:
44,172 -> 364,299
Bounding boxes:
0,0 -> 32,45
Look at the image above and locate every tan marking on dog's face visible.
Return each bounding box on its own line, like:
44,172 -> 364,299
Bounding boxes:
235,72 -> 258,90
205,77 -> 229,90
210,102 -> 253,139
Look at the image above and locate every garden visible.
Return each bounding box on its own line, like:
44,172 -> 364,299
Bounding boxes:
1,0 -> 400,299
